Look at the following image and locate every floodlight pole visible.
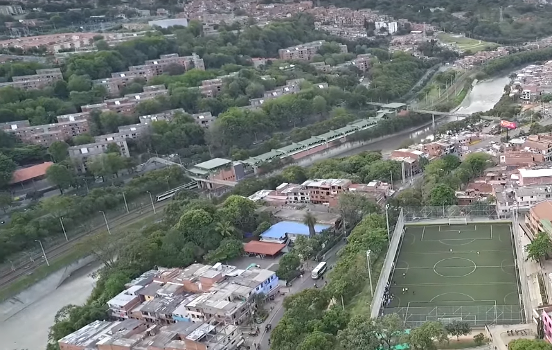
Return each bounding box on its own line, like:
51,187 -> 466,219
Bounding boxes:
367,250 -> 373,296
385,204 -> 390,239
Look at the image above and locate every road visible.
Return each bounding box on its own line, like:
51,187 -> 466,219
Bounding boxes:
256,240 -> 346,349
467,115 -> 552,152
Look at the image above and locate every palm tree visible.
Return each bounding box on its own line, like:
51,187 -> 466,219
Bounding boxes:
216,221 -> 235,237
303,212 -> 317,237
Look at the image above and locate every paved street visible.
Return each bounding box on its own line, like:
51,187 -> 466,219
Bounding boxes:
243,240 -> 346,350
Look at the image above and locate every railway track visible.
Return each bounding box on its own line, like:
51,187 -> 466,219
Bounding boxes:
0,201 -> 170,290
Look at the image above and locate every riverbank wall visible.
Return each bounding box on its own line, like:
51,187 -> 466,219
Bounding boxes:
0,255 -> 96,323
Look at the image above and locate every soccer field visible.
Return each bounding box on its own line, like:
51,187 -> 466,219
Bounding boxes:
384,223 -> 523,327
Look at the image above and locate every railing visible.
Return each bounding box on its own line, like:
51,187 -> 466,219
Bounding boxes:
370,208 -> 405,318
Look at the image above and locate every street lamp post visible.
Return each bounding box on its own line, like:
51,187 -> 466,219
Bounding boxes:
36,239 -> 49,266
59,216 -> 68,241
8,259 -> 14,271
147,191 -> 156,214
122,192 -> 129,214
385,204 -> 390,240
366,250 -> 373,296
99,211 -> 111,235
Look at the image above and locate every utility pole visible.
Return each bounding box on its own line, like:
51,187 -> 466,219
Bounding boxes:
385,204 -> 391,239
99,211 -> 111,235
366,250 -> 374,296
122,192 -> 130,214
60,217 -> 68,241
36,240 -> 49,266
147,191 -> 157,214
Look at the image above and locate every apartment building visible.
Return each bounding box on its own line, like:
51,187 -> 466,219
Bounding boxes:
302,178 -> 352,204
0,120 -> 30,132
68,140 -> 130,173
375,21 -> 398,34
352,53 -> 372,72
82,85 -> 168,115
199,78 -> 224,97
525,201 -> 552,239
145,53 -> 205,73
422,141 -> 456,158
0,68 -> 63,90
6,119 -> 89,146
139,109 -> 185,125
455,181 -> 494,205
58,319 -> 244,350
389,149 -> 427,177
278,40 -> 347,61
518,168 -> 552,186
0,5 -> 24,16
348,181 -> 391,206
107,263 -> 278,327
56,112 -> 90,124
192,112 -> 216,128
107,286 -> 143,320
93,53 -> 204,96
522,134 -> 552,161
499,150 -> 546,167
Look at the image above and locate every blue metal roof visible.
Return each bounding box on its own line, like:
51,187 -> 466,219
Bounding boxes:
261,221 -> 331,239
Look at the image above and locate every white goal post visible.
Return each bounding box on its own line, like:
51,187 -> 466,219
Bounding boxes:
448,217 -> 468,225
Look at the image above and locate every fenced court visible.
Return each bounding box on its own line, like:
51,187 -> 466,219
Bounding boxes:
383,222 -> 523,327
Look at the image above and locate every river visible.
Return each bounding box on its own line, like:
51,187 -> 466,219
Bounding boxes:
339,75 -> 510,158
0,75 -> 511,350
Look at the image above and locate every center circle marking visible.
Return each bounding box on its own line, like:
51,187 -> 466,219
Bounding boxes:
433,257 -> 477,277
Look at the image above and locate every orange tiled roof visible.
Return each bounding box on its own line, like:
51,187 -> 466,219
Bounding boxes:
10,162 -> 53,184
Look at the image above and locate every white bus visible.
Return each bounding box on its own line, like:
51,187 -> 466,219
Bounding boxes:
311,262 -> 327,279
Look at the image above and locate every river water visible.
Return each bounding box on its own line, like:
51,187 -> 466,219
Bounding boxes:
0,75 -> 511,350
340,75 -> 510,157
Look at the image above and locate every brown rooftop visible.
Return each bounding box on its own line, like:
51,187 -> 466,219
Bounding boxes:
10,162 -> 53,184
244,241 -> 285,256
531,201 -> 552,222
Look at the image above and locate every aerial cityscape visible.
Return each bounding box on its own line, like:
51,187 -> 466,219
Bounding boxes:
4,0 -> 552,350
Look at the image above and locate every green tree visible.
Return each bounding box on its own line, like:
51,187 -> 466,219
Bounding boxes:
509,339 -> 552,350
297,331 -> 334,350
204,238 -> 244,264
429,183 -> 457,206
0,192 -> 13,213
40,196 -> 75,219
304,211 -> 317,237
215,221 -> 235,238
0,153 -> 16,188
473,333 -> 485,346
395,188 -> 423,207
106,143 -> 120,154
46,164 -> 74,194
218,195 -> 258,233
337,315 -> 381,350
73,134 -> 95,145
408,321 -> 448,350
444,321 -> 471,341
312,95 -> 328,115
48,141 -> 69,163
276,253 -> 301,281
526,232 -> 552,262
281,165 -> 308,184
67,74 -> 92,92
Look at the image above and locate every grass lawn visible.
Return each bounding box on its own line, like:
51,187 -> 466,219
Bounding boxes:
437,33 -> 499,53
0,211 -> 162,302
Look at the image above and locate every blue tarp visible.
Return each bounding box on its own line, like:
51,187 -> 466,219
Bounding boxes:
261,221 -> 331,239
